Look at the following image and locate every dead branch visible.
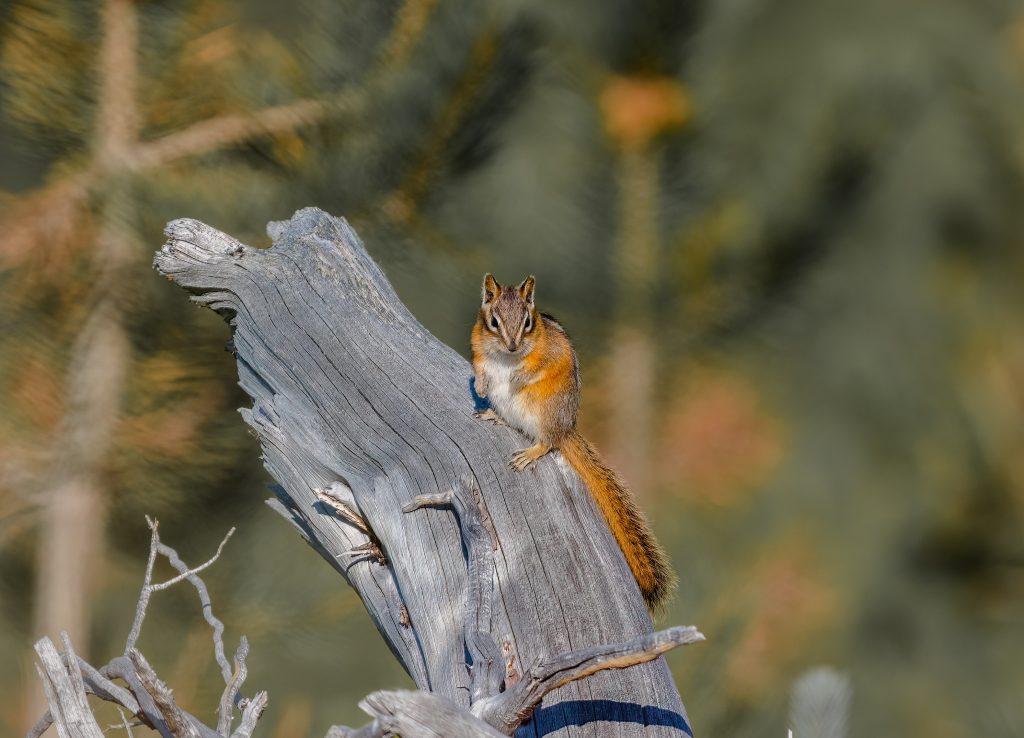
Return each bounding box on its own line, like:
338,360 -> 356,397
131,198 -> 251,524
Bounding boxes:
28,520 -> 260,738
228,691 -> 268,738
128,648 -> 202,738
216,636 -> 250,736
154,536 -> 235,683
124,516 -> 234,675
474,626 -> 706,734
33,635 -> 104,738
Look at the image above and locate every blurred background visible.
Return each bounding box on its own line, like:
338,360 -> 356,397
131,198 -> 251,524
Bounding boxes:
1,0 -> 1023,735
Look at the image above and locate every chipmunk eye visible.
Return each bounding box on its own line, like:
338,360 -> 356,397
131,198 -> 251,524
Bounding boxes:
525,316 -> 533,332
489,316 -> 499,331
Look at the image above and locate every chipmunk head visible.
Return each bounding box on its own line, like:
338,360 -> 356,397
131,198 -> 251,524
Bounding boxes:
480,273 -> 537,354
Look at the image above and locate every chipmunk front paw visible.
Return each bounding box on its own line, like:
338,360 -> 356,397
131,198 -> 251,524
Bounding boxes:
510,444 -> 551,471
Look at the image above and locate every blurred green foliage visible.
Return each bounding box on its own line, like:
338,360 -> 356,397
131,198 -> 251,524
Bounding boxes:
1,0 -> 1023,736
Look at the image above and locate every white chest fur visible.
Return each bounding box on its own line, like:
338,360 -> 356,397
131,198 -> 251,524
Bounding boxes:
482,354 -> 541,441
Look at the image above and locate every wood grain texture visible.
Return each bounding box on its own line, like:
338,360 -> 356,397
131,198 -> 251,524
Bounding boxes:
33,636 -> 104,738
153,207 -> 693,737
331,690 -> 509,738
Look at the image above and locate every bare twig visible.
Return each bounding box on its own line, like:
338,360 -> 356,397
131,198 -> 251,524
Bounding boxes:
27,652 -> 145,738
319,485 -> 388,566
325,723 -> 381,738
125,516 -> 235,686
124,518 -> 162,653
114,707 -> 137,736
154,537 -> 234,683
316,485 -> 372,535
338,541 -> 388,566
216,636 -> 249,736
152,530 -> 235,591
29,520 -> 249,738
25,708 -> 52,738
400,492 -> 451,513
73,654 -> 141,713
473,625 -> 706,733
25,650 -> 148,736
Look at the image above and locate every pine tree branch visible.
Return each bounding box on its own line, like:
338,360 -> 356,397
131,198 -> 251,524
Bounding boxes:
97,0 -> 140,165
131,0 -> 445,172
382,30 -> 500,223
132,93 -> 365,171
376,0 -> 441,71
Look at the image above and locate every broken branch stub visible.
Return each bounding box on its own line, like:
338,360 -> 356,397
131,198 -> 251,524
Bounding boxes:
153,207 -> 693,736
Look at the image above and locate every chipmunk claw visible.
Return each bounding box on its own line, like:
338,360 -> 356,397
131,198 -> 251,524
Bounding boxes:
475,408 -> 504,424
510,444 -> 550,471
510,451 -> 532,471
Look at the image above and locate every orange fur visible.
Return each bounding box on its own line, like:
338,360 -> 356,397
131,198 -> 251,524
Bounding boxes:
471,276 -> 675,611
558,432 -> 674,610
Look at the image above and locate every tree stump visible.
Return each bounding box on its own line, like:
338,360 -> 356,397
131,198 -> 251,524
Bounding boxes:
153,207 -> 696,737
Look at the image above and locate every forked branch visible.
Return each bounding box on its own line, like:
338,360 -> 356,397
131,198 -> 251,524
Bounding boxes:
474,626 -> 706,734
124,516 -> 235,663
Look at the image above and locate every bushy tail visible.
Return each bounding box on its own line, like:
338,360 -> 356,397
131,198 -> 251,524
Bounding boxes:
560,431 -> 676,611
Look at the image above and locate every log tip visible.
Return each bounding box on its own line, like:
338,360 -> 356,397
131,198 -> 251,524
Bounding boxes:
153,218 -> 250,275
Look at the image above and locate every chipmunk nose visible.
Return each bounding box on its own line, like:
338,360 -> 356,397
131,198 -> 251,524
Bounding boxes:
507,340 -> 518,352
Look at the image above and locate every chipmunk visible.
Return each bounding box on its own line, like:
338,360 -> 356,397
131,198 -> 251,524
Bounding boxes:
471,274 -> 675,611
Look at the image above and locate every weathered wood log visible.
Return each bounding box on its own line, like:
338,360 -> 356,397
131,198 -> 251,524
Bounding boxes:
153,207 -> 697,737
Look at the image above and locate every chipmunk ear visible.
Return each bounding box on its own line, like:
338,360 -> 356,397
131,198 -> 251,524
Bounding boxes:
518,275 -> 535,307
482,273 -> 500,304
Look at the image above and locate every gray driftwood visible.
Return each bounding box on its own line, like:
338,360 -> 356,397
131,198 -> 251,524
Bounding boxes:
149,207 -> 699,736
33,635 -> 104,738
